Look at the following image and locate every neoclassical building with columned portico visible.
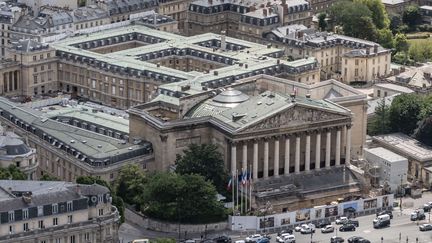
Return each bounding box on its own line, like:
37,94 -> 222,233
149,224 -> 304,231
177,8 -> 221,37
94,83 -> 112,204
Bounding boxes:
129,79 -> 364,211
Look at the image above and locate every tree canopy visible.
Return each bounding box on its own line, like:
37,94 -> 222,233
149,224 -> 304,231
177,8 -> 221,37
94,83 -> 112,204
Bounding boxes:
139,172 -> 226,223
0,165 -> 27,180
175,143 -> 228,194
355,0 -> 389,29
388,93 -> 424,135
414,116 -> 432,146
368,99 -> 392,136
39,174 -> 59,181
318,13 -> 327,31
402,5 -> 422,28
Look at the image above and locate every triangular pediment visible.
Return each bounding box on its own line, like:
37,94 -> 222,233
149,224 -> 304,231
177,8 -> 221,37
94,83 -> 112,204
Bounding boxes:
237,105 -> 349,133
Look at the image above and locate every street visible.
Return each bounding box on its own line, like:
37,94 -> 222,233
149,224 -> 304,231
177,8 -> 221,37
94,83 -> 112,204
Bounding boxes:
119,192 -> 432,243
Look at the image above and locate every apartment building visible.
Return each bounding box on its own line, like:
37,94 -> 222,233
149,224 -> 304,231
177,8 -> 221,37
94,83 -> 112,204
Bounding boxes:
96,0 -> 158,23
265,25 -> 392,83
0,96 -> 153,182
0,180 -> 120,243
186,0 -> 312,37
158,0 -> 193,31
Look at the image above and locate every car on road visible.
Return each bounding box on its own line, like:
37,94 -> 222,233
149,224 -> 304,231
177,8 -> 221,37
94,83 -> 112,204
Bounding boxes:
316,219 -> 332,228
336,216 -> 349,224
339,224 -> 356,232
347,219 -> 359,227
347,236 -> 371,243
411,209 -> 426,221
300,224 -> 315,234
419,223 -> 432,231
277,229 -> 293,236
321,225 -> 335,233
256,238 -> 269,243
330,236 -> 345,243
245,234 -> 262,243
276,233 -> 295,243
213,236 -> 231,243
376,210 -> 393,219
294,225 -> 302,232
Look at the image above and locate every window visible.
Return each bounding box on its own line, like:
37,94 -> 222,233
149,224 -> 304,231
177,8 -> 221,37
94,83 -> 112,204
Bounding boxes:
9,225 -> 14,234
55,239 -> 62,243
33,56 -> 36,61
40,54 -> 43,60
99,208 -> 104,216
8,211 -> 14,222
52,204 -> 58,214
67,201 -> 73,212
23,209 -> 28,219
34,67 -> 37,72
377,90 -> 381,97
47,53 -> 51,58
67,215 -> 73,224
70,235 -> 76,243
53,217 -> 58,226
38,220 -> 44,229
354,68 -> 359,76
41,65 -> 44,71
98,195 -> 103,202
23,223 -> 29,231
355,60 -> 359,65
33,75 -> 38,84
84,233 -> 90,241
37,206 -> 43,216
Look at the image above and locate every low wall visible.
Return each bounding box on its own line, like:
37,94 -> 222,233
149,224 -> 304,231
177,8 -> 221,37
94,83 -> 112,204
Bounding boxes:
125,208 -> 228,234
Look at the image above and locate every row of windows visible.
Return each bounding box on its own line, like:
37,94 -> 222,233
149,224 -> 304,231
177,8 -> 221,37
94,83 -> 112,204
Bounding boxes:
32,52 -> 51,61
8,214 -> 73,234
34,63 -> 52,72
7,202 -> 73,223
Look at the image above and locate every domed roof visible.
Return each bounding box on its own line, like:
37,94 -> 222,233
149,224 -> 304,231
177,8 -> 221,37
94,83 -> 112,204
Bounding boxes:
213,88 -> 249,104
0,137 -> 30,155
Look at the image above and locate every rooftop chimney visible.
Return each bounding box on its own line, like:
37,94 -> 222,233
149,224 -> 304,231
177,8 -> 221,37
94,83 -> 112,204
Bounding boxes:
374,45 -> 378,53
263,9 -> 267,17
208,0 -> 213,5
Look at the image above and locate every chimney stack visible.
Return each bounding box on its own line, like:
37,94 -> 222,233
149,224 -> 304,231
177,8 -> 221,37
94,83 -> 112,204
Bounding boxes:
220,30 -> 226,51
263,8 -> 267,17
374,45 -> 378,53
208,0 -> 213,5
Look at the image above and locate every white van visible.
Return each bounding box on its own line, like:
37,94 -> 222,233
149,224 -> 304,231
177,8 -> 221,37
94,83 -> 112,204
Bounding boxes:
373,214 -> 390,228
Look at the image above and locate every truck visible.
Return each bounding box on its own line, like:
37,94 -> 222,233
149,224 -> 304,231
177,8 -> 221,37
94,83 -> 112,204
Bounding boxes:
373,214 -> 391,228
411,209 -> 426,221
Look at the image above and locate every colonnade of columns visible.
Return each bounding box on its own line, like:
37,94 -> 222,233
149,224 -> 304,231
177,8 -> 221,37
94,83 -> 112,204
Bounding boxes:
2,70 -> 19,93
230,125 -> 352,179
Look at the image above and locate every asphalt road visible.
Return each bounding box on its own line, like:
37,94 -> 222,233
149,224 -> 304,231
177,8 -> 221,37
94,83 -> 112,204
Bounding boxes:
119,192 -> 432,243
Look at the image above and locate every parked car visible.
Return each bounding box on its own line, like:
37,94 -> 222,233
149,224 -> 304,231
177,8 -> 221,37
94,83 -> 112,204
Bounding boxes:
276,233 -> 295,243
347,236 -> 369,243
339,224 -> 356,232
256,238 -> 269,243
373,214 -> 391,229
294,225 -> 302,232
419,223 -> 432,231
300,224 -> 315,234
376,210 -> 393,219
336,216 -> 349,225
213,236 -> 232,243
411,209 -> 426,221
330,236 -> 345,243
316,219 -> 332,228
347,219 -> 359,227
277,229 -> 293,236
321,225 -> 335,233
245,234 -> 262,243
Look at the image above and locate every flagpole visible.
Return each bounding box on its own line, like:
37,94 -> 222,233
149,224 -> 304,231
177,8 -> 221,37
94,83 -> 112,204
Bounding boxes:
232,170 -> 234,216
236,169 -> 239,214
249,164 -> 252,212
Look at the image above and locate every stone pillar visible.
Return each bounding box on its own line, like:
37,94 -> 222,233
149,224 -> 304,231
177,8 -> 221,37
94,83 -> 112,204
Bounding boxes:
325,130 -> 331,168
253,140 -> 258,179
315,132 -> 321,170
242,143 -> 247,171
305,133 -> 311,172
346,125 -> 352,166
284,136 -> 290,175
231,143 -> 237,174
336,129 -> 341,166
295,135 -> 300,174
274,138 -> 280,176
264,139 -> 269,178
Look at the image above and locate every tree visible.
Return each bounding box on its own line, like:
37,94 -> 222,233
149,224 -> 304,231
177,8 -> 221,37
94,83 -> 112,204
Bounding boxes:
356,16 -> 379,41
114,164 -> 147,205
318,13 -> 327,31
355,0 -> 389,29
367,99 -> 392,135
39,174 -> 59,181
175,144 -> 228,194
377,28 -> 394,49
394,33 -> 409,53
76,175 -> 126,223
0,165 -> 27,180
414,116 -> 432,146
389,15 -> 403,33
140,172 -> 226,223
402,5 -> 422,28
389,93 -> 424,135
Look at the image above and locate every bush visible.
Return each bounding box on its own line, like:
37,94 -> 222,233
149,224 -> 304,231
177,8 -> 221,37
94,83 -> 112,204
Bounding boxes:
417,24 -> 432,32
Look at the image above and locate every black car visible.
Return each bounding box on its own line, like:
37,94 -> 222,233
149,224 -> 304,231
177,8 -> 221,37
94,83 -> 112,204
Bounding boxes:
316,219 -> 332,228
340,224 -> 356,232
376,210 -> 393,219
330,236 -> 345,243
348,237 -> 369,243
213,236 -> 231,243
347,219 -> 359,227
424,205 -> 431,212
